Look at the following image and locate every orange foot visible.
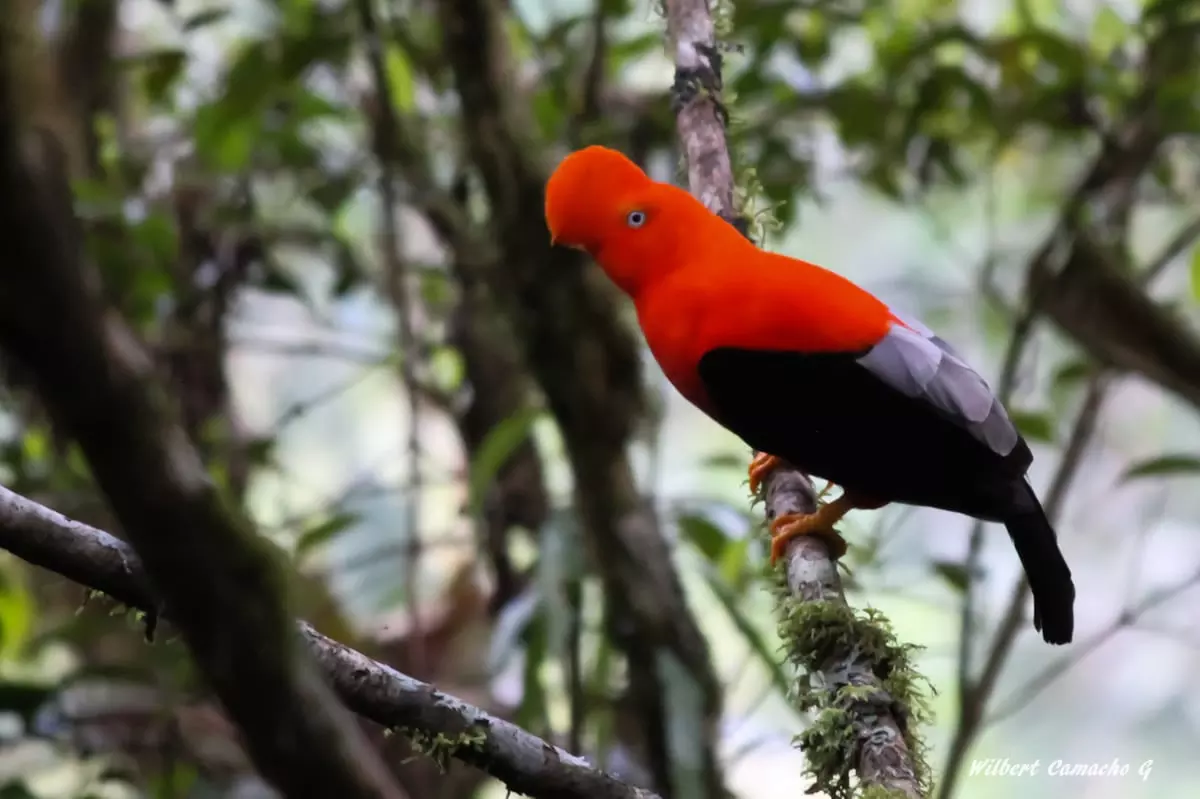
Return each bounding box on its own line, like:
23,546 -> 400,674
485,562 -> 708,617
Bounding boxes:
768,493 -> 858,564
749,453 -> 840,500
748,452 -> 783,496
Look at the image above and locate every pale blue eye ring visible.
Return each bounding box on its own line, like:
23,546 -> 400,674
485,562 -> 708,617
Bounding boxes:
627,211 -> 646,228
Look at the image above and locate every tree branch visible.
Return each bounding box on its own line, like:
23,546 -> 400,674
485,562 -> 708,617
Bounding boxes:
354,0 -> 427,678
435,0 -> 725,794
1025,20 -> 1200,414
0,26 -> 405,799
937,375 -> 1108,799
662,1 -> 925,796
355,4 -> 547,618
940,16 -> 1193,793
0,484 -> 661,799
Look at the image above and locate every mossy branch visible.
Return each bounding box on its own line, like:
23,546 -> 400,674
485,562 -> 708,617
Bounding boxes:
660,1 -> 930,796
0,484 -> 664,799
765,476 -> 932,799
0,19 -> 404,799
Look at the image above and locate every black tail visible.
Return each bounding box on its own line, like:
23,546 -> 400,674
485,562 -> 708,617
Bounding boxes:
1003,481 -> 1075,645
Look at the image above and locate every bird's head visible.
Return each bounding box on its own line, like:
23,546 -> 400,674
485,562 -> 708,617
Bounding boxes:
545,145 -> 697,296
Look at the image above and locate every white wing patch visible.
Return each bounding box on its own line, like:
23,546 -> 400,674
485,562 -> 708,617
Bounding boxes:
888,307 -> 969,360
856,319 -> 1020,456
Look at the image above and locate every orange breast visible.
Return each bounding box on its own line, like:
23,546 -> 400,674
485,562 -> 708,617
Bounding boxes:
635,281 -> 716,413
632,251 -> 893,417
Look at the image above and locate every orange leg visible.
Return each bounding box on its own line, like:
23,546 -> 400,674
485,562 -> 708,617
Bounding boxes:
749,453 -> 840,501
768,493 -> 859,564
748,452 -> 786,496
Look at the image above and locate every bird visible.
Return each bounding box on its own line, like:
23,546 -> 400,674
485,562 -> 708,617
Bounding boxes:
543,145 -> 1075,645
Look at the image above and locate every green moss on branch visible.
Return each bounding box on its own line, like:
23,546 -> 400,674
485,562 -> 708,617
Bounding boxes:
771,572 -> 933,798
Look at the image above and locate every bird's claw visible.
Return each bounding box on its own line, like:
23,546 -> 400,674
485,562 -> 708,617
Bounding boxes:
750,456 -> 855,562
748,452 -> 783,496
768,498 -> 853,564
814,481 -> 835,504
748,455 -> 841,509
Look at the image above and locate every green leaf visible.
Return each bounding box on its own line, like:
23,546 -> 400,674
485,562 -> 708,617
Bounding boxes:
1190,244 -> 1200,301
718,536 -> 752,594
295,512 -> 359,558
1089,7 -> 1129,58
428,345 -> 465,394
290,89 -> 345,122
515,608 -> 548,731
139,50 -> 188,104
0,778 -> 39,798
259,263 -> 307,299
0,567 -> 32,658
420,270 -> 454,310
588,630 -> 616,756
223,42 -> 277,113
133,211 -> 179,268
699,564 -> 790,698
244,435 -> 277,467
191,41 -> 280,171
658,651 -> 708,799
467,409 -> 542,520
608,32 -> 663,68
1120,454 -> 1200,482
331,237 -> 363,297
1052,358 -> 1093,390
385,47 -> 416,112
677,513 -> 730,561
183,7 -> 231,32
0,680 -> 56,723
701,452 -> 746,471
932,560 -> 970,593
310,174 -> 360,213
537,516 -> 580,666
487,589 -> 539,674
1009,408 -> 1056,443
193,103 -> 258,171
278,0 -> 319,35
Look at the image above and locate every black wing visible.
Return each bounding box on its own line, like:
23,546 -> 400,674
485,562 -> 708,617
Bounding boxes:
696,327 -> 1032,518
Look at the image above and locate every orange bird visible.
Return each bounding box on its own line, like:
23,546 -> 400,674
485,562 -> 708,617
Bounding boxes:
544,145 -> 1075,645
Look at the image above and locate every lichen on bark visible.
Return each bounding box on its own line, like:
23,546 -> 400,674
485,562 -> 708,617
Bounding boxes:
660,0 -> 933,796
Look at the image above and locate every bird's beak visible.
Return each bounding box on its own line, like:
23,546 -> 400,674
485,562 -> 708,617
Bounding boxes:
549,230 -> 582,251
547,223 -> 585,252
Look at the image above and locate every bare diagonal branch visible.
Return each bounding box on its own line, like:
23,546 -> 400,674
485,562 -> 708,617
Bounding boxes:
0,484 -> 661,799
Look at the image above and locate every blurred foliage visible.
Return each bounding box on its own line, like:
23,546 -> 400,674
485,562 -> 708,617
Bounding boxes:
0,0 -> 1199,797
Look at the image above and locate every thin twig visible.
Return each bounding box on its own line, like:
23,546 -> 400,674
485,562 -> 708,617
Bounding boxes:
938,375 -> 1109,799
1141,212 -> 1200,284
229,335 -> 391,363
945,139 -> 1189,794
943,35 -> 1185,785
566,0 -> 609,146
567,578 -> 585,754
354,0 -> 426,676
955,308 -> 1037,705
988,563 -> 1200,725
271,358 -> 394,430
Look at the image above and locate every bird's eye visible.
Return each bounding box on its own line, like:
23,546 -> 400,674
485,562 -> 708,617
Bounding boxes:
626,210 -> 646,228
